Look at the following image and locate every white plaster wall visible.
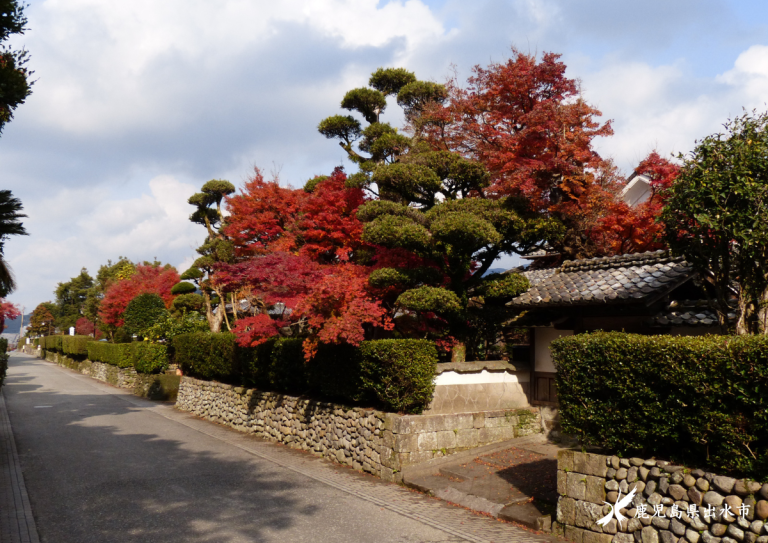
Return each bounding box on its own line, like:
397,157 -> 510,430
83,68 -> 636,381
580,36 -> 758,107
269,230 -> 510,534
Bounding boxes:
434,370 -> 525,386
535,328 -> 574,372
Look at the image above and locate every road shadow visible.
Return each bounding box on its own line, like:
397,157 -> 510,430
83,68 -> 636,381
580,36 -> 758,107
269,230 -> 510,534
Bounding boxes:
4,356 -> 321,543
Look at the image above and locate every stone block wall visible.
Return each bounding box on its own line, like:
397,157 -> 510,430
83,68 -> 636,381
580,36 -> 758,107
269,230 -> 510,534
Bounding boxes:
39,350 -> 180,400
555,451 -> 768,543
176,376 -> 542,482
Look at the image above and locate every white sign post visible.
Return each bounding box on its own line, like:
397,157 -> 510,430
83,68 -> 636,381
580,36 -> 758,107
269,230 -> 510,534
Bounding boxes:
69,327 -> 75,336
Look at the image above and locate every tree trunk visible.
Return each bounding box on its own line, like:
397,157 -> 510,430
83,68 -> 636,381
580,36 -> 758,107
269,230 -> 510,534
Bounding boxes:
203,291 -> 224,333
758,285 -> 768,334
736,291 -> 751,335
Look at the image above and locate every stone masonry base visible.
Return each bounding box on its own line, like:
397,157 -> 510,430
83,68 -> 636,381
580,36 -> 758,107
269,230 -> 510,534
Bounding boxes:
555,450 -> 768,543
176,376 -> 543,482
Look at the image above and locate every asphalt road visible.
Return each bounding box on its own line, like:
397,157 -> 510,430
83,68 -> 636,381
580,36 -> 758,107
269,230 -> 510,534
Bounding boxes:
3,353 -> 545,543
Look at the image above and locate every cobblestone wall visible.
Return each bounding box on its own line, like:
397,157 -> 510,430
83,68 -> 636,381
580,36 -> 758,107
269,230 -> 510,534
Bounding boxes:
39,350 -> 179,400
556,451 -> 768,543
176,376 -> 542,482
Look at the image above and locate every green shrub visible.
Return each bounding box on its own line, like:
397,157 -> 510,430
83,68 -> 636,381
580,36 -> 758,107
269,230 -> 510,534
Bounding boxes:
358,339 -> 437,414
173,332 -> 238,382
270,338 -> 306,393
124,293 -> 169,338
307,339 -> 437,412
552,332 -> 768,479
132,343 -> 169,374
173,332 -> 437,413
170,282 -> 197,295
39,335 -> 64,352
236,337 -> 276,389
307,342 -> 365,402
0,338 -> 7,387
86,342 -> 133,368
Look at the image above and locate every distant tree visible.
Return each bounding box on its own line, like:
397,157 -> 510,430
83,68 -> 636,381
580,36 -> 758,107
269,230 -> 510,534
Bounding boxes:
29,302 -> 56,336
662,110 -> 768,334
98,264 -> 179,337
74,316 -> 101,338
54,268 -> 94,331
0,0 -> 33,134
0,299 -> 20,332
84,257 -> 135,333
0,190 -> 27,296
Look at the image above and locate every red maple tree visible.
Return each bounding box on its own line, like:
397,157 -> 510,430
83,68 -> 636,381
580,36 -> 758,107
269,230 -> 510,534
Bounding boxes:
592,152 -> 679,255
223,168 -> 306,257
0,300 -> 21,333
99,264 -> 180,328
217,169 -> 390,354
75,316 -> 102,339
419,50 -> 623,258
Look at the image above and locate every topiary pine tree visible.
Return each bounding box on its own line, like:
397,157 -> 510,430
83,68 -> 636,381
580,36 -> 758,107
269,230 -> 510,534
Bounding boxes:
185,179 -> 236,332
320,67 -> 559,359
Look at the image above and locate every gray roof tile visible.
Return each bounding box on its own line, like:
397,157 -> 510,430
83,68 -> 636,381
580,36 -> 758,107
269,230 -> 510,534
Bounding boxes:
509,250 -> 693,308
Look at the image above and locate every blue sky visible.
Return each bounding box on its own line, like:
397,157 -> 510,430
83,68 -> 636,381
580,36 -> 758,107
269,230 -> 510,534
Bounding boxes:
2,0 -> 768,311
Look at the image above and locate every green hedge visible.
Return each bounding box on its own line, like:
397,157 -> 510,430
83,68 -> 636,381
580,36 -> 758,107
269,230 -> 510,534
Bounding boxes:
172,333 -> 438,413
38,335 -> 90,356
173,332 -> 238,382
87,342 -> 133,368
131,343 -> 169,374
0,338 -> 7,387
357,340 -> 437,413
86,341 -> 168,373
62,336 -> 90,356
551,332 -> 768,479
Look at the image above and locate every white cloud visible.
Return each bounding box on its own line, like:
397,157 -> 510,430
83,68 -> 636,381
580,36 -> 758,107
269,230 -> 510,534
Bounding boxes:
6,176 -> 201,309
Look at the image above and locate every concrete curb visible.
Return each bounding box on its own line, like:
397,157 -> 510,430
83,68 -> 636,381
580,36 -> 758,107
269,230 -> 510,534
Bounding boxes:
0,386 -> 40,543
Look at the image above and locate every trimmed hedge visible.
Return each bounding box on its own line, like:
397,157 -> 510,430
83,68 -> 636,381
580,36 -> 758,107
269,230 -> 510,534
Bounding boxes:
0,338 -> 7,387
173,332 -> 238,382
87,342 -> 133,368
357,340 -> 437,413
39,335 -> 90,356
62,336 -> 90,356
131,343 -> 169,374
172,333 -> 438,413
86,341 -> 169,373
551,332 -> 768,479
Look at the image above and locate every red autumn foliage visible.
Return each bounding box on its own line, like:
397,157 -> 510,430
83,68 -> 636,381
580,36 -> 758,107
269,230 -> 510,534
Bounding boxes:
217,170 -> 390,354
75,317 -> 102,339
422,50 -> 613,210
0,300 -> 21,333
99,264 -> 180,328
296,265 -> 392,358
223,168 -> 306,256
420,50 -> 678,258
297,167 -> 366,262
215,252 -> 330,310
592,152 -> 679,255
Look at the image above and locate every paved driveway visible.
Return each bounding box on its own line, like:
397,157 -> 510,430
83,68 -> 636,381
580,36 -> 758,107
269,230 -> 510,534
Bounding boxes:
3,353 -> 553,543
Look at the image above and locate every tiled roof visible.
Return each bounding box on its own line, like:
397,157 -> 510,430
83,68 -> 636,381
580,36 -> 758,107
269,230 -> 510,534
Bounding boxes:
649,300 -> 735,327
508,250 -> 693,308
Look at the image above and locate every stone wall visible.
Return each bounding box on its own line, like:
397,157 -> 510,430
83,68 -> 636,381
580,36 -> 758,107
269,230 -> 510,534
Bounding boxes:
555,451 -> 768,543
38,349 -> 180,401
176,376 -> 542,482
